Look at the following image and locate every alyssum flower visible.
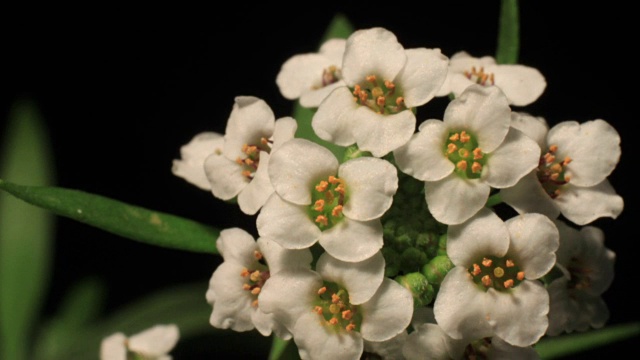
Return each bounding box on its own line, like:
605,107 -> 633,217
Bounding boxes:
100,324 -> 179,360
501,114 -> 623,225
172,132 -> 224,191
311,27 -> 449,157
259,252 -> 413,360
434,208 -> 559,347
394,85 -> 540,225
206,227 -> 311,339
257,138 -> 398,262
436,51 -> 546,106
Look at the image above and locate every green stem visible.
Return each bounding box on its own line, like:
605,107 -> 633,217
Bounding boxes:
496,0 -> 520,64
485,192 -> 503,208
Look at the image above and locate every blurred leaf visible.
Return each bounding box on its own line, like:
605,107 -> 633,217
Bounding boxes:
0,179 -> 219,254
536,322 -> 640,359
268,336 -> 301,360
0,99 -> 55,360
293,13 -> 354,161
496,0 -> 520,64
33,282 -> 214,360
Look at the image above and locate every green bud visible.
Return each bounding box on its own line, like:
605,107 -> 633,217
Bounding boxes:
342,144 -> 372,162
396,272 -> 434,307
381,247 -> 401,278
422,255 -> 454,286
400,247 -> 428,273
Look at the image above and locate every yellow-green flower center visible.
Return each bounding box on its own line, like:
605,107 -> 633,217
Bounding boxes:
468,256 -> 525,292
536,144 -> 571,199
309,175 -> 348,230
313,281 -> 362,333
236,138 -> 272,180
239,251 -> 270,308
351,74 -> 407,115
445,130 -> 486,179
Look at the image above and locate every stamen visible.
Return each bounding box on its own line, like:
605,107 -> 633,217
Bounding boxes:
472,263 -> 482,276
506,260 -> 515,268
235,158 -> 244,165
449,133 -> 460,141
563,156 -> 572,165
252,299 -> 259,308
517,271 -> 525,281
549,173 -> 560,181
315,215 -> 328,226
240,268 -> 250,277
331,293 -> 341,304
254,251 -> 263,260
250,270 -> 261,282
314,306 -> 323,314
328,176 -> 340,184
241,170 -> 252,178
549,145 -> 558,153
481,275 -> 492,287
564,175 -> 571,182
335,185 -> 345,195
482,258 -> 493,267
353,85 -> 362,96
471,162 -> 482,174
503,279 -> 514,289
346,323 -> 356,332
473,148 -> 483,160
395,97 -> 404,106
493,267 -> 505,278
545,154 -> 556,164
384,80 -> 395,90
332,205 -> 343,217
315,181 -> 328,192
314,199 -> 325,212
244,158 -> 254,166
329,318 -> 339,325
458,148 -> 470,158
342,310 -> 353,320
447,143 -> 458,154
261,137 -> 269,145
376,96 -> 386,107
456,161 -> 468,171
460,131 -> 471,143
318,287 -> 327,295
366,75 -> 377,84
242,284 -> 251,290
251,287 -> 261,295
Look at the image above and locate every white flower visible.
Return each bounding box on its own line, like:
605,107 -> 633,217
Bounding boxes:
203,96 -> 297,215
436,51 -> 546,106
276,38 -> 347,107
312,27 -> 449,157
434,209 -> 559,347
546,220 -> 615,336
172,132 -> 223,191
259,252 -> 413,360
501,114 -> 623,225
100,324 -> 179,360
206,227 -> 312,339
256,138 -> 398,262
364,331 -> 408,360
394,85 -> 540,225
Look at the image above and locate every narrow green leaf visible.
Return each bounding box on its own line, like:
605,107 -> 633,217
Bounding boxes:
33,282 -> 214,360
536,322 -> 640,359
0,99 -> 55,360
293,13 -> 355,161
496,0 -> 520,64
0,179 -> 219,254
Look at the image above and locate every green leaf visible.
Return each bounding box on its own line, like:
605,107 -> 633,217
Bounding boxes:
33,282 -> 214,360
496,0 -> 520,64
0,99 -> 55,360
293,13 -> 355,161
536,322 -> 640,359
0,179 -> 219,254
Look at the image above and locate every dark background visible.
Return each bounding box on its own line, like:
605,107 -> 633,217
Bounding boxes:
2,2 -> 637,358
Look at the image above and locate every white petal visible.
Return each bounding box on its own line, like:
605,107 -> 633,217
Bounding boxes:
447,208 -> 510,266
319,219 -> 384,262
555,180 -> 624,225
204,152 -> 247,200
208,262 -> 254,331
500,171 -> 561,219
483,128 -> 540,188
237,151 -> 274,215
440,73 -> 475,98
100,333 -> 127,360
397,48 -> 449,107
546,276 -> 571,336
223,96 -> 275,161
339,157 -> 398,221
505,214 -> 559,279
268,138 -> 338,205
425,174 -> 491,225
342,27 -> 406,86
488,337 -> 539,360
319,38 -> 347,65
547,120 -> 621,187
172,132 -> 223,190
360,278 -> 413,342
510,112 -> 549,149
364,331 -> 408,360
256,194 -> 321,249
276,53 -> 333,100
128,324 -> 179,357
293,311 -> 364,360
300,80 -> 346,108
251,307 -> 291,339
216,227 -> 257,263
394,120 -> 453,182
444,85 -> 511,153
311,87 -> 358,146
316,251 -> 385,305
403,323 -> 465,360
553,219 -> 582,267
434,266 -> 494,340
580,226 -> 615,295
259,269 -> 323,331
271,117 -> 298,150
490,64 -> 546,106
352,107 -> 416,157
257,237 -> 312,275
487,281 -> 549,347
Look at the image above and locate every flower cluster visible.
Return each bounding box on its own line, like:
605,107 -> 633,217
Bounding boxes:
172,27 -> 622,359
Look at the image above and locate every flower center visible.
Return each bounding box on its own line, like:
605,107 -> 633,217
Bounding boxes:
468,256 -> 525,291
464,66 -> 495,86
313,281 -> 362,333
313,65 -> 342,89
445,130 -> 486,179
463,338 -> 492,360
240,250 -> 270,307
566,257 -> 592,291
309,175 -> 348,230
236,138 -> 272,180
351,74 -> 406,115
536,145 -> 572,199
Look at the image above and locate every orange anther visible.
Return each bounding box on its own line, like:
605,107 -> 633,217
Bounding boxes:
250,270 -> 261,282
315,181 -> 329,192
447,143 -> 458,154
366,75 -> 377,83
473,148 -> 483,160
241,170 -> 252,178
342,310 -> 353,320
346,323 -> 356,332
456,160 -> 468,171
396,97 -> 405,106
549,173 -> 560,181
376,96 -> 386,107
449,133 -> 460,141
482,258 -> 493,267
315,215 -> 328,227
314,306 -> 324,314
472,162 -> 482,174
240,268 -> 250,277
261,137 -> 269,145
506,260 -> 515,268
252,299 -> 259,308
545,154 -> 556,164
236,157 -> 244,165
318,287 -> 327,295
481,275 -> 492,287
335,185 -> 345,195
563,156 -> 572,165
332,205 -> 343,217
460,131 -> 471,143
328,176 -> 340,184
244,158 -> 254,166
384,80 -> 395,89
517,271 -> 525,281
329,318 -> 339,325
254,251 -> 263,260
314,199 -> 325,212
331,293 -> 341,304
549,145 -> 558,153
472,264 -> 482,276
242,284 -> 251,290
503,279 -> 514,289
251,287 -> 261,295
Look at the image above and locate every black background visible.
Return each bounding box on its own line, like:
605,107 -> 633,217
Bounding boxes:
2,2 -> 637,359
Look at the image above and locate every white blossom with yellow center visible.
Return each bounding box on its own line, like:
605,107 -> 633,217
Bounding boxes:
394,85 -> 541,225
257,138 -> 398,262
436,51 -> 547,106
311,27 -> 449,157
434,209 -> 559,347
502,113 -> 623,225
172,131 -> 223,191
276,38 -> 347,108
